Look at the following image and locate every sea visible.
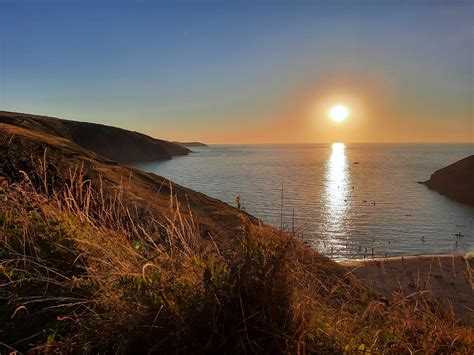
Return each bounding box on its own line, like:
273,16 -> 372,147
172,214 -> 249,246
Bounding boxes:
134,143 -> 474,260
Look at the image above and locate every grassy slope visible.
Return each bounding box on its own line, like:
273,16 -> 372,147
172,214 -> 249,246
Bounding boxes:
0,123 -> 473,353
0,111 -> 190,164
0,123 -> 248,241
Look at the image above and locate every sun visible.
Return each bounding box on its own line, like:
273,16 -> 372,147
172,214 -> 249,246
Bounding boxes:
329,105 -> 349,122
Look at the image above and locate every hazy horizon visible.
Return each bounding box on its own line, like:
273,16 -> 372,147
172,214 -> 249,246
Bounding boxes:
1,0 -> 473,144
2,108 -> 474,145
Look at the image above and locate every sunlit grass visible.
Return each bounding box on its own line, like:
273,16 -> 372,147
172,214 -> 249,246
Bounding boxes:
0,157 -> 472,353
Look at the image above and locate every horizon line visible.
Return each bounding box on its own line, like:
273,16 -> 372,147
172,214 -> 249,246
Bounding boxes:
200,141 -> 474,145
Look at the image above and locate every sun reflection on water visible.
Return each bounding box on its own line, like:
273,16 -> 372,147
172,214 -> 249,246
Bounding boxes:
322,143 -> 351,253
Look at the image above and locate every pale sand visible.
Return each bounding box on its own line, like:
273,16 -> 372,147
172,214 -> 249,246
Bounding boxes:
341,254 -> 474,322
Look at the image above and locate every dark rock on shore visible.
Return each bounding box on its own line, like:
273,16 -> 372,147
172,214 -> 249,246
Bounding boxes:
421,155 -> 474,206
0,111 -> 190,164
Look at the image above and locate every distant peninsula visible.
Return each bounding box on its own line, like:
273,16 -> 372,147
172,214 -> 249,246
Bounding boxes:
173,141 -> 208,147
421,155 -> 474,206
0,111 -> 190,164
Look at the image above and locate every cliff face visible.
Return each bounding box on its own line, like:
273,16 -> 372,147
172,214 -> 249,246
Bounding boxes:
422,155 -> 474,206
0,111 -> 190,164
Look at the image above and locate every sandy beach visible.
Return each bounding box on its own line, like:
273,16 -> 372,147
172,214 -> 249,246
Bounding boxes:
342,254 -> 474,322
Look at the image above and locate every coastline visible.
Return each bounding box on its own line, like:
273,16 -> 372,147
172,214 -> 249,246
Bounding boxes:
341,253 -> 474,322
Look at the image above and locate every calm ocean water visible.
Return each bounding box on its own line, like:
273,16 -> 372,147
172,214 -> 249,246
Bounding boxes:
135,144 -> 474,260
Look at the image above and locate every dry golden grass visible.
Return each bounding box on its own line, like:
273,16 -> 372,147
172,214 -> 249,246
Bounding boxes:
1,159 -> 473,354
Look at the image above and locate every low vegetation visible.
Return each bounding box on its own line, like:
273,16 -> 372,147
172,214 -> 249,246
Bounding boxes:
1,161 -> 472,354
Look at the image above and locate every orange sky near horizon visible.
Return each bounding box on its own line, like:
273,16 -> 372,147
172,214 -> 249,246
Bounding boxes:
150,77 -> 473,145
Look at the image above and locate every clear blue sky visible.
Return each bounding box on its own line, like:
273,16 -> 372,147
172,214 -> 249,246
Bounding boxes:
0,0 -> 472,143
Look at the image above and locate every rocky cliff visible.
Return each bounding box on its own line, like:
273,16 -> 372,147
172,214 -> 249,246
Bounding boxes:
422,155 -> 474,206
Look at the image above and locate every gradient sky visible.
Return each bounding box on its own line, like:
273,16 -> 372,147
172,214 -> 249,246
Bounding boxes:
0,0 -> 472,143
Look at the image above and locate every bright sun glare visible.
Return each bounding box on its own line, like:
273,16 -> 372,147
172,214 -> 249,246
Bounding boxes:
329,105 -> 349,122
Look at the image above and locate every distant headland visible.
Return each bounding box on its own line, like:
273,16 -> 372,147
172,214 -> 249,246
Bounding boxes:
173,141 -> 208,147
0,111 -> 191,164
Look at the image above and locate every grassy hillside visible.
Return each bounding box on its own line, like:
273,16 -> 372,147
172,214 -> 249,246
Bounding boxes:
0,122 -> 472,353
0,111 -> 190,164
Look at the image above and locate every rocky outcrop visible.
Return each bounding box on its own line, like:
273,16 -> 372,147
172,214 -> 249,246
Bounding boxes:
421,155 -> 474,206
0,111 -> 190,164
